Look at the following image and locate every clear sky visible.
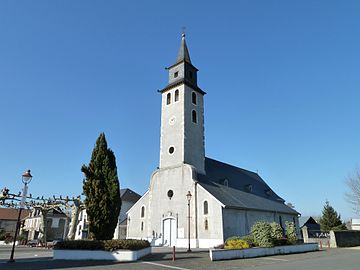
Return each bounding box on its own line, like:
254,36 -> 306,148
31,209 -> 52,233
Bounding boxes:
0,1 -> 359,220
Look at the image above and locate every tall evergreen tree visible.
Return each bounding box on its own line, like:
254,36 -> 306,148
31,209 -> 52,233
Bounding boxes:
82,133 -> 121,240
319,201 -> 346,231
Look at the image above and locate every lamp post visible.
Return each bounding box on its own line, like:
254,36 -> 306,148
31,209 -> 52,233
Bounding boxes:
186,191 -> 192,252
8,170 -> 32,263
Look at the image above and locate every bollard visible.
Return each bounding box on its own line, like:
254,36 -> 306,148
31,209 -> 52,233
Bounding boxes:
319,241 -> 322,250
172,246 -> 176,261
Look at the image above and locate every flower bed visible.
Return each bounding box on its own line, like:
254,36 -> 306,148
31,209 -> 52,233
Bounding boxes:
53,247 -> 151,261
209,243 -> 319,261
53,239 -> 151,262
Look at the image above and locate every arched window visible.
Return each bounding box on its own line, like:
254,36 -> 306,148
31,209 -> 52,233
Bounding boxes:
175,89 -> 179,102
141,206 -> 145,218
192,110 -> 197,123
166,93 -> 171,105
203,201 -> 208,215
192,92 -> 197,105
205,219 -> 208,230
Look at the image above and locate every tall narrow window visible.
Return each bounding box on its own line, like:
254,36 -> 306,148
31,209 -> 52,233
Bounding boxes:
192,110 -> 197,123
141,222 -> 144,231
175,89 -> 179,102
203,201 -> 208,215
192,92 -> 197,105
205,219 -> 209,230
141,206 -> 145,218
166,93 -> 171,105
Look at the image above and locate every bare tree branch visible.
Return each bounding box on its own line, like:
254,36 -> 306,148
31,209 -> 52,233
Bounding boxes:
345,167 -> 360,215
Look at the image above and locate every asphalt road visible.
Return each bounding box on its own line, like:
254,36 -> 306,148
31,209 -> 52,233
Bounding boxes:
0,246 -> 359,270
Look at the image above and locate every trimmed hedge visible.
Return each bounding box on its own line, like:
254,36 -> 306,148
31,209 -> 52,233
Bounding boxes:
54,239 -> 150,251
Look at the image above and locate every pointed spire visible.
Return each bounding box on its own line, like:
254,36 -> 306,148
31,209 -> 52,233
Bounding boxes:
176,32 -> 191,64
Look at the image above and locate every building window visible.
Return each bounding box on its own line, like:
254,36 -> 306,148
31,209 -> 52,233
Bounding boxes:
192,110 -> 197,123
245,184 -> 253,192
205,219 -> 208,230
192,92 -> 197,105
175,89 -> 179,102
174,71 -> 178,78
167,93 -> 171,105
78,225 -> 81,235
141,206 -> 145,218
167,190 -> 174,199
141,222 -> 144,231
203,201 -> 208,215
168,146 -> 175,154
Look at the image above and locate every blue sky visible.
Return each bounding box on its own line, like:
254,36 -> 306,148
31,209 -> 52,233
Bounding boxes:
0,1 -> 359,220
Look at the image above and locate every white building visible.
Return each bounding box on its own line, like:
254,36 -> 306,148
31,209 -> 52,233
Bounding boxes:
75,188 -> 140,239
351,219 -> 360,230
22,208 -> 68,242
126,33 -> 299,248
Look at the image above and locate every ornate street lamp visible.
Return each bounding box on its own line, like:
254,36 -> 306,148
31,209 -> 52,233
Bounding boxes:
8,170 -> 32,263
186,191 -> 192,252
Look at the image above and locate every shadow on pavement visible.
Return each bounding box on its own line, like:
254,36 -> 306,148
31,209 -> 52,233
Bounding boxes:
0,259 -> 127,270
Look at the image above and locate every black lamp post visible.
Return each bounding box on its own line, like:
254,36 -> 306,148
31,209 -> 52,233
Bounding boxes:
186,191 -> 192,252
8,170 -> 32,263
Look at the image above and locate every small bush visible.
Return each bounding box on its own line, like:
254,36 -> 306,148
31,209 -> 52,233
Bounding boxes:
224,239 -> 250,249
285,221 -> 297,245
54,240 -> 104,250
54,239 -> 150,251
104,239 -> 150,251
241,234 -> 256,247
251,221 -> 274,247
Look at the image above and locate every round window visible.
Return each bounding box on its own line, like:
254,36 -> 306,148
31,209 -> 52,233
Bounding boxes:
167,190 -> 174,199
168,146 -> 175,154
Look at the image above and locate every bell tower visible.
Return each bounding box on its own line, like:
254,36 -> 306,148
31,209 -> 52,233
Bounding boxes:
159,33 -> 206,174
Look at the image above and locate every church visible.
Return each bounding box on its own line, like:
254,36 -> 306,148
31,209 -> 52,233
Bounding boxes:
126,33 -> 299,248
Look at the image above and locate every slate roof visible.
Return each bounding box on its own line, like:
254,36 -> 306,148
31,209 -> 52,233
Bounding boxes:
176,32 -> 191,64
120,188 -> 141,203
197,158 -> 299,215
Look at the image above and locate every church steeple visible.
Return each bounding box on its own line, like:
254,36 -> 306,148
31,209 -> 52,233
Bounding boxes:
159,33 -> 206,175
163,33 -> 203,93
176,32 -> 191,64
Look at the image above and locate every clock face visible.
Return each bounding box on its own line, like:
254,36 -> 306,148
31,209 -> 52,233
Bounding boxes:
169,116 -> 176,125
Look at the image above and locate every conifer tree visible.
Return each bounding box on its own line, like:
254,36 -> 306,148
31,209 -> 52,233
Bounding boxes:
82,133 -> 121,240
319,201 -> 346,231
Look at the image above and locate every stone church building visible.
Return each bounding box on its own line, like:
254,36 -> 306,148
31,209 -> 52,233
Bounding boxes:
127,34 -> 299,248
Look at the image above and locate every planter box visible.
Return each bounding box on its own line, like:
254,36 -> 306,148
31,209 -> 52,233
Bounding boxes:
209,243 -> 319,261
53,247 -> 151,262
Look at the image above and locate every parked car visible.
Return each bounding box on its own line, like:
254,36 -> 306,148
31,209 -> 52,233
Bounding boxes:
27,239 -> 40,247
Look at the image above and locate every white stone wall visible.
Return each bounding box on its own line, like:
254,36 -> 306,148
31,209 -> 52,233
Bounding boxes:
159,85 -> 185,169
183,85 -> 205,174
127,165 -> 201,247
196,184 -> 224,248
159,84 -> 205,174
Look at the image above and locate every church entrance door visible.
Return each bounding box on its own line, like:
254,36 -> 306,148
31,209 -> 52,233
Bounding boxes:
163,218 -> 176,246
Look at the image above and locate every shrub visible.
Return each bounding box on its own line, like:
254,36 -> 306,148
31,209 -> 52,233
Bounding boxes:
224,239 -> 250,249
285,221 -> 297,245
54,240 -> 104,250
241,234 -> 256,247
54,239 -> 150,251
103,239 -> 150,251
270,222 -> 285,246
251,221 -> 274,247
